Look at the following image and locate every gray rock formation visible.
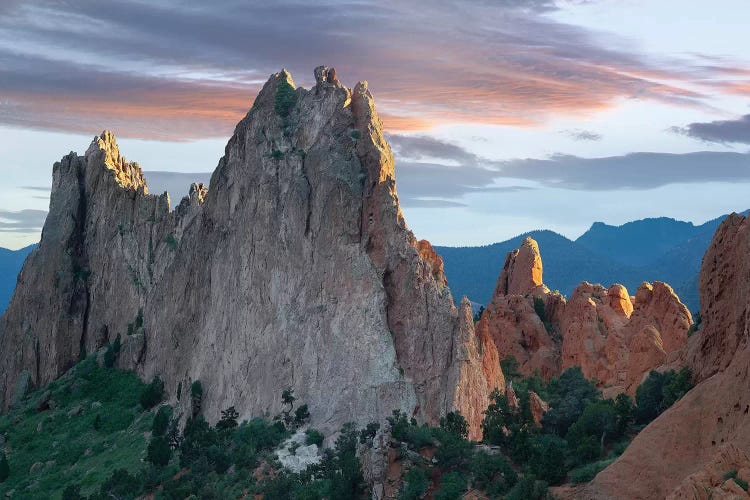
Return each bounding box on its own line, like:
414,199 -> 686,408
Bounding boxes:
0,67 -> 499,437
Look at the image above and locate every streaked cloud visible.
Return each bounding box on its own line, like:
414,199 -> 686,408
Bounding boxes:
0,0 -> 743,140
672,114 -> 750,145
389,134 -> 750,196
0,209 -> 47,232
562,129 -> 603,141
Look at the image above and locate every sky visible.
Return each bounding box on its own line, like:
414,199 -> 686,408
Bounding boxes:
1,0 -> 749,249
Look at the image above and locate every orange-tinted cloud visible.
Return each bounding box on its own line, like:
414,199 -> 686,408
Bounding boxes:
0,0 -> 746,140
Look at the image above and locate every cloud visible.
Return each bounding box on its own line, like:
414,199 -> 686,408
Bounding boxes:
672,114 -> 750,145
388,135 -> 481,164
402,199 -> 469,208
562,129 -> 603,141
390,135 -> 750,196
0,209 -> 47,232
143,171 -> 212,206
21,186 -> 51,192
0,0 -> 737,139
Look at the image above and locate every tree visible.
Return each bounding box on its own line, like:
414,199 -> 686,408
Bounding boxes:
190,380 -> 203,417
103,334 -> 121,368
217,406 -> 240,431
662,367 -> 693,408
500,355 -> 522,381
147,436 -> 172,466
0,451 -> 8,483
614,393 -> 633,436
400,467 -> 429,499
635,371 -> 667,424
140,376 -> 164,410
359,422 -> 380,445
528,434 -> 568,486
470,451 -> 517,495
61,484 -> 83,500
434,471 -> 467,500
152,405 -> 172,436
542,367 -> 600,436
98,468 -> 141,498
566,399 -> 617,461
326,423 -> 365,500
481,389 -> 513,446
294,404 -> 310,425
440,411 -> 468,439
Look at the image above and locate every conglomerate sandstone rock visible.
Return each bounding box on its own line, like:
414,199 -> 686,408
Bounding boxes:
579,213 -> 750,499
0,67 -> 501,438
479,236 -> 692,396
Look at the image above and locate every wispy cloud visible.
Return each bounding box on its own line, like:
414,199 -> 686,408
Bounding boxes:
0,0 -> 742,140
0,209 -> 47,232
562,129 -> 603,141
389,134 -> 750,197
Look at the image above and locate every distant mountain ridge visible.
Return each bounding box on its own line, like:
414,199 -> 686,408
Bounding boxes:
436,210 -> 750,312
2,212 -> 746,315
0,245 -> 35,312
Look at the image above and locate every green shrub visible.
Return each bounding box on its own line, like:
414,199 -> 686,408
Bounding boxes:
294,404 -> 310,425
61,484 -> 83,500
434,471 -> 467,500
387,410 -> 434,449
635,368 -> 693,425
569,459 -> 614,483
500,354 -> 521,380
528,434 -> 568,485
736,478 -> 749,491
399,467 -> 429,499
97,468 -> 142,498
306,428 -> 324,447
140,376 -> 164,410
566,399 -> 617,465
359,422 -> 380,445
0,451 -> 8,482
217,406 -> 239,431
434,431 -> 472,470
146,436 -> 172,466
191,380 -> 203,416
543,367 -> 600,436
533,296 -> 547,322
152,405 -> 172,436
505,475 -> 551,500
165,233 -> 178,250
103,335 -> 121,368
470,451 -> 517,495
439,411 -> 468,439
274,78 -> 297,118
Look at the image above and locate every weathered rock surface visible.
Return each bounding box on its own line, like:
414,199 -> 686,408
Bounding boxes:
496,236 -> 544,296
479,237 -> 692,396
0,67 -> 499,437
666,444 -> 750,500
580,214 -> 750,499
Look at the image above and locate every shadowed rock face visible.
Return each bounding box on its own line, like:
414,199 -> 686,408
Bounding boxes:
0,67 -> 500,438
578,213 -> 750,499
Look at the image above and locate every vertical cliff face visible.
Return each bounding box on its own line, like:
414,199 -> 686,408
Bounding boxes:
0,67 -> 499,438
581,214 -> 750,499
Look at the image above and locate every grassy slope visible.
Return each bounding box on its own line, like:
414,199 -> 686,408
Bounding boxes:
0,358 -> 153,499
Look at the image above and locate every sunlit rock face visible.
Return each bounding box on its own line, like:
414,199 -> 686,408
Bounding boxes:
0,67 -> 500,438
478,236 -> 692,396
578,213 -> 750,500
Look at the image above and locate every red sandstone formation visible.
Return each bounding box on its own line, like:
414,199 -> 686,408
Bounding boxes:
479,237 -> 692,397
579,213 -> 750,499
